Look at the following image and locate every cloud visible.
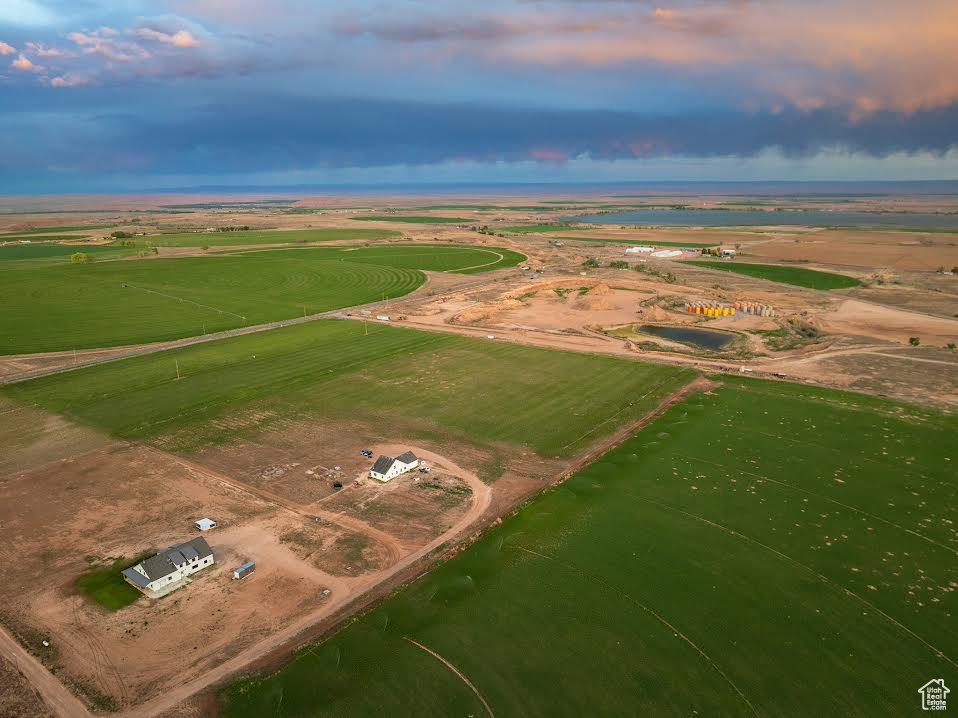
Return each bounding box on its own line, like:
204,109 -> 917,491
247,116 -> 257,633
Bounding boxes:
11,52 -> 42,71
25,41 -> 66,57
49,71 -> 91,87
5,95 -> 952,179
0,41 -> 15,56
134,28 -> 202,48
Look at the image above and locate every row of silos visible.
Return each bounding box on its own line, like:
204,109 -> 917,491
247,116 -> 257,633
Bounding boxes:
685,301 -> 775,317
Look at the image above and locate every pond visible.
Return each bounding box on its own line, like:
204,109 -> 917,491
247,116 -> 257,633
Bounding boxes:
570,208 -> 958,229
640,324 -> 735,350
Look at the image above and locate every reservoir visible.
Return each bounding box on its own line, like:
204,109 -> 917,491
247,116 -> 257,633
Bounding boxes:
571,208 -> 958,229
640,324 -> 735,350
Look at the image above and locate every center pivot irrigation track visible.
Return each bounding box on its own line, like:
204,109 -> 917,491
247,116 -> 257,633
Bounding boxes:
402,637 -> 496,718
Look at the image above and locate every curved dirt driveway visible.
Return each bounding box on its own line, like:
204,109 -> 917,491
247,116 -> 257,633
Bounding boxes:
115,445 -> 491,718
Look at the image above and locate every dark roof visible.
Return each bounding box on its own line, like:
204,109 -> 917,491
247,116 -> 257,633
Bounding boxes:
396,451 -> 418,464
121,567 -> 151,588
139,553 -> 177,581
371,455 -> 394,474
130,537 -> 215,583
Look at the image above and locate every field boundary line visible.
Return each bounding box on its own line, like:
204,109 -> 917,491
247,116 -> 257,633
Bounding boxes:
631,495 -> 958,671
402,637 -> 495,718
673,451 -> 958,558
513,545 -> 760,717
120,282 -> 247,320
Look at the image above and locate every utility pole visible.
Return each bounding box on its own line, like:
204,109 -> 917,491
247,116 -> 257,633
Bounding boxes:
175,359 -> 181,380
364,319 -> 368,336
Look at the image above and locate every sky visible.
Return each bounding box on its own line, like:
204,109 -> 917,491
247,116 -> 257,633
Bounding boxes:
1,0 -> 957,192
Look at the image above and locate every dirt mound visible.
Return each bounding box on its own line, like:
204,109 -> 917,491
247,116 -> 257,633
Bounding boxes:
591,283 -> 612,295
454,299 -> 524,323
575,296 -> 615,311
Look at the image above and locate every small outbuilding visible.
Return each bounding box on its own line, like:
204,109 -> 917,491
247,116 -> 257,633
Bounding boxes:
195,518 -> 216,532
232,562 -> 256,580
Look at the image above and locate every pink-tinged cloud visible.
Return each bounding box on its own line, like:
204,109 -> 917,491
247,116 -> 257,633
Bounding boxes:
529,148 -> 567,162
11,53 -> 41,72
49,72 -> 92,88
26,42 -> 67,58
0,41 -> 15,56
135,28 -> 202,48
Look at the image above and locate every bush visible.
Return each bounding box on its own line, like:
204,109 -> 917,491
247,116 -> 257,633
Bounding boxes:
908,336 -> 921,346
111,230 -> 133,239
609,260 -> 629,269
70,252 -> 92,263
582,258 -> 600,268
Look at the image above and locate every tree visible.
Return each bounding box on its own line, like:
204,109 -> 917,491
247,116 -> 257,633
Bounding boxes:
70,252 -> 92,263
111,230 -> 133,239
582,257 -> 600,268
947,343 -> 956,350
908,336 -> 921,346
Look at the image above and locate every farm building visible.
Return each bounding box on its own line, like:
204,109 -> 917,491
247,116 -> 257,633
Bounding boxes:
369,451 -> 419,482
625,246 -> 655,254
233,562 -> 256,580
719,247 -> 737,258
195,518 -> 216,531
121,537 -> 215,598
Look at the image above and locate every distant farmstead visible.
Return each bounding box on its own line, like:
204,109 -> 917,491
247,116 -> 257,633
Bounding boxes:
368,451 -> 419,482
122,537 -> 215,598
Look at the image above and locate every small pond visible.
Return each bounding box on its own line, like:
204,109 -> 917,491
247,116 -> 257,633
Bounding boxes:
640,324 -> 735,350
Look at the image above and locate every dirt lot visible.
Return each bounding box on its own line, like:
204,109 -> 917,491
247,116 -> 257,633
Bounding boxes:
0,413 -> 490,714
0,654 -> 55,718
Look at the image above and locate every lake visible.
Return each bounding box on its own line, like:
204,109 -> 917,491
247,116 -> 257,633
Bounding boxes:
640,324 -> 735,350
571,208 -> 958,229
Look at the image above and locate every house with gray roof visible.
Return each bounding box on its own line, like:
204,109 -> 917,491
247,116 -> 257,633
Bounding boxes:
368,451 -> 419,482
122,536 -> 215,597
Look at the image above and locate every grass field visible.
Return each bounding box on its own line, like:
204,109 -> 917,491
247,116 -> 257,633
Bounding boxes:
0,224 -> 110,235
0,234 -> 95,242
0,244 -> 522,354
351,216 -> 471,224
4,319 -> 693,458
0,243 -> 130,260
684,261 -> 861,289
75,557 -> 146,611
221,377 -> 957,717
142,228 -> 401,247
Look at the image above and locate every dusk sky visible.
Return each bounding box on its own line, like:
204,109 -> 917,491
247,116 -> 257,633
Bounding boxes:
2,0 -> 957,192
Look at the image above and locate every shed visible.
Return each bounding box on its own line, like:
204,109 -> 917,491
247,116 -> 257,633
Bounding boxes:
195,518 -> 217,532
233,562 -> 256,580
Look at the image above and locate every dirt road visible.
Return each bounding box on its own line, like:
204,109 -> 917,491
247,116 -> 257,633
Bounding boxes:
111,445 -> 491,718
0,626 -> 89,718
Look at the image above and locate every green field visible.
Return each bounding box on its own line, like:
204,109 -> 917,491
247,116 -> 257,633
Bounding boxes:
0,234 -> 95,242
351,216 -> 471,224
0,224 -> 111,235
142,228 -> 401,247
0,244 -> 522,354
4,319 -> 692,458
685,261 -> 861,289
75,557 -> 146,610
499,223 -> 580,233
221,377 -> 957,717
0,243 -> 130,261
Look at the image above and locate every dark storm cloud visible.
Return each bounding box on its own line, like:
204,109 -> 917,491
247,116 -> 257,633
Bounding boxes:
3,96 -> 955,181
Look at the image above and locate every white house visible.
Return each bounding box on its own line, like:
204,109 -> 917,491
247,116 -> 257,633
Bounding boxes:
122,537 -> 215,597
369,451 -> 419,482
